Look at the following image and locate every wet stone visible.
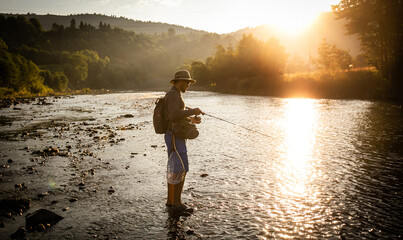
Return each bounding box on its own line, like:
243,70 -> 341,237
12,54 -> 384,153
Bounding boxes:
186,228 -> 195,235
25,209 -> 63,231
38,192 -> 49,198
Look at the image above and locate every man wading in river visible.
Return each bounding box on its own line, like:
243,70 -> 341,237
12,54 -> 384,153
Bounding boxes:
164,70 -> 203,214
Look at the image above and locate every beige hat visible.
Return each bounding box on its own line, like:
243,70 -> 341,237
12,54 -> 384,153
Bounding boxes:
170,70 -> 196,84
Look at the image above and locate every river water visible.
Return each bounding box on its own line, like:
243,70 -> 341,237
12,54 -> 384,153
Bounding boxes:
0,91 -> 402,239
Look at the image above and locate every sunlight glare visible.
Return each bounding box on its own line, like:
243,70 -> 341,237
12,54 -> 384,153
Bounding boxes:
278,98 -> 317,196
223,0 -> 339,34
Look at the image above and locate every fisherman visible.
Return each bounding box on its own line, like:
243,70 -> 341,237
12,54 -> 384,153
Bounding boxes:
164,70 -> 203,213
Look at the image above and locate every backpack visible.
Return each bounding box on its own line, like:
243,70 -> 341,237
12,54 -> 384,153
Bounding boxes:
153,97 -> 168,134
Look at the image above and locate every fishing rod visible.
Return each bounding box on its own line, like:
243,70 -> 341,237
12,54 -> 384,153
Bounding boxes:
186,107 -> 271,138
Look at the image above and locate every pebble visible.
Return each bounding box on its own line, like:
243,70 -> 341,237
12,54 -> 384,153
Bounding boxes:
63,207 -> 69,211
69,197 -> 78,202
38,192 -> 49,198
186,228 -> 195,235
200,174 -> 209,178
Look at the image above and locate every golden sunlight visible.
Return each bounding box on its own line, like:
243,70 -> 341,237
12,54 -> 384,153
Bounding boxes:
278,98 -> 317,196
225,0 -> 340,35
265,8 -> 318,35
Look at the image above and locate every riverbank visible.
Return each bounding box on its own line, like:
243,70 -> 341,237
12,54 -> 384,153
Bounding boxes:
0,93 -> 180,239
2,69 -> 402,102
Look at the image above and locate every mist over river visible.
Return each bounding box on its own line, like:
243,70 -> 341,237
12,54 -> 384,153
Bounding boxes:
1,91 -> 402,239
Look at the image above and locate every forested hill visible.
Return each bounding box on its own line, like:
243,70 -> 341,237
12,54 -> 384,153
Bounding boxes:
0,12 -> 371,99
1,12 -> 360,58
0,13 -> 206,35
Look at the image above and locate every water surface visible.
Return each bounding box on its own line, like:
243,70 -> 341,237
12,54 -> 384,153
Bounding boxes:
0,92 -> 402,239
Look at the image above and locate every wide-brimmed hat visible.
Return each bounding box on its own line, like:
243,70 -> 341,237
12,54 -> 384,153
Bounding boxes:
170,70 -> 196,84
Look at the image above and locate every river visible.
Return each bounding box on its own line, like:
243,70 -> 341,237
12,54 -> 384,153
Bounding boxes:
0,91 -> 402,239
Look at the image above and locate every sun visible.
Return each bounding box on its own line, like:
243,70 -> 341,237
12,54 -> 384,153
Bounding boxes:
270,13 -> 318,35
218,0 -> 340,35
262,4 -> 322,35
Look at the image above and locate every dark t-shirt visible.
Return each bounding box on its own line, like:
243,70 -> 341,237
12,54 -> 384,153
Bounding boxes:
163,86 -> 195,122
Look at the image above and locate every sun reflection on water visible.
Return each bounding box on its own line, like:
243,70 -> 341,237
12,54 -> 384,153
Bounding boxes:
264,98 -> 321,237
279,98 -> 318,197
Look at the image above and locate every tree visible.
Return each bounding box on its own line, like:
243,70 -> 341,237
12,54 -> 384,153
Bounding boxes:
190,34 -> 287,95
317,39 -> 352,72
29,18 -> 43,33
40,70 -> 68,91
168,28 -> 176,37
0,39 -> 49,94
333,0 -> 403,96
70,19 -> 76,29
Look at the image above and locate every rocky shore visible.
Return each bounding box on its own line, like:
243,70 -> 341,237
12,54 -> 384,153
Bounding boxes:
0,93 -> 202,239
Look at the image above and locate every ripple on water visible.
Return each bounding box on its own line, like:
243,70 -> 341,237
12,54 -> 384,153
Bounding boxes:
1,93 -> 402,239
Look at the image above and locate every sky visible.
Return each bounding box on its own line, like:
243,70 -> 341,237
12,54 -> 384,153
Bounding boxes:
0,0 -> 341,33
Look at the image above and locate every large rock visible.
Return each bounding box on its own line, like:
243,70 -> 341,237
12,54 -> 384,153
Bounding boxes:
25,209 -> 63,231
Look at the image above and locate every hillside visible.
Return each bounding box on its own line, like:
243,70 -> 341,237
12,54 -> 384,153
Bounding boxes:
0,13 -> 206,35
1,12 -> 360,59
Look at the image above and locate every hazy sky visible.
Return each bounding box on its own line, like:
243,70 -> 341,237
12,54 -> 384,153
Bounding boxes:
0,0 -> 340,33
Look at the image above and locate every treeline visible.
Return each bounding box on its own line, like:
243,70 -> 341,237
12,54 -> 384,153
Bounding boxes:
0,39 -> 52,96
188,34 -> 387,99
0,15 -> 226,97
1,0 -> 402,100
188,0 -> 403,99
189,35 -> 287,95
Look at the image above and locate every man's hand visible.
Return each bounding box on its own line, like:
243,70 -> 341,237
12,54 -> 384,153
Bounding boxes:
190,116 -> 201,124
193,108 -> 203,115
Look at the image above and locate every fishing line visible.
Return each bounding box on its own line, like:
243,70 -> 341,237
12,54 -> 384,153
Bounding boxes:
186,107 -> 271,138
